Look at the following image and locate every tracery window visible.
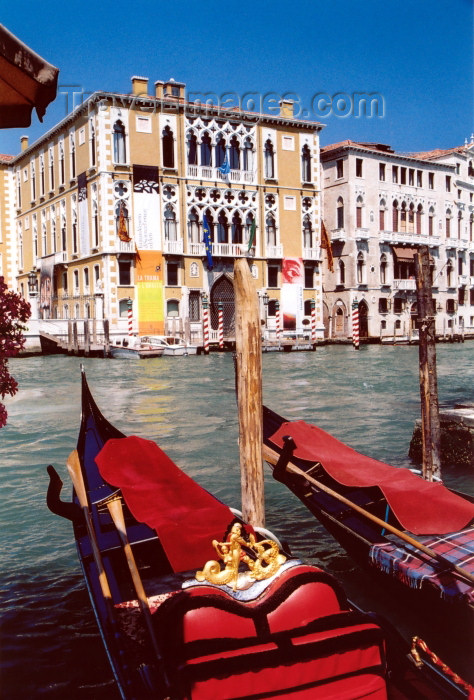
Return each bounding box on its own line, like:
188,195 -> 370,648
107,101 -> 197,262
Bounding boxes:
301,144 -> 311,182
264,139 -> 275,179
162,126 -> 174,168
113,120 -> 127,163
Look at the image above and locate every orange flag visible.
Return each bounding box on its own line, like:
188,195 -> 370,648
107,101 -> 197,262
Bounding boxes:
117,202 -> 131,243
320,219 -> 334,272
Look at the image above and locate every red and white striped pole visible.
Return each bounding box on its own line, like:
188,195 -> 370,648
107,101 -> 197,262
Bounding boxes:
311,298 -> 316,343
127,298 -> 133,337
202,294 -> 210,354
352,298 -> 360,350
218,302 -> 224,350
275,300 -> 281,340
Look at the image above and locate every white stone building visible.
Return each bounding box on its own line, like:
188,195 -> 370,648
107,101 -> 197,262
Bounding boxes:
320,139 -> 474,341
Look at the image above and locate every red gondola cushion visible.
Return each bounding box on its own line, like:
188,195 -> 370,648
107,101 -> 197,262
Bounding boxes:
155,565 -> 388,699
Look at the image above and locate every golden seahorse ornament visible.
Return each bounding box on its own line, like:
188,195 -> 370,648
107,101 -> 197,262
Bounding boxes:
196,523 -> 286,591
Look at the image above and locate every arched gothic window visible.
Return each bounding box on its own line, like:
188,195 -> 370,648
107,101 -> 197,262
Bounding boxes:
266,213 -> 276,245
246,213 -> 255,248
242,137 -> 253,172
416,204 -> 423,235
446,209 -> 452,238
301,144 -> 311,181
215,136 -> 226,168
400,201 -> 407,232
408,203 -> 415,233
113,120 -> 126,163
303,215 -> 312,248
201,133 -> 212,166
338,259 -> 345,286
357,252 -> 365,284
231,212 -> 243,244
164,205 -> 177,241
356,196 -> 363,228
187,132 -> 197,165
229,136 -> 240,170
380,254 -> 388,284
379,199 -> 386,230
428,207 -> 435,236
217,210 -> 229,243
446,259 -> 453,286
188,208 -> 199,243
204,209 -> 215,242
264,139 -> 275,179
337,197 -> 344,229
392,200 -> 399,232
457,211 -> 462,239
162,126 -> 174,168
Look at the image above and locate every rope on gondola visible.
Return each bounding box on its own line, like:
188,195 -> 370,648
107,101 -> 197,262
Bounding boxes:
410,636 -> 474,695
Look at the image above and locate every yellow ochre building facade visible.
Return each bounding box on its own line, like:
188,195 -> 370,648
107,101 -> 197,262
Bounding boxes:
8,76 -> 325,345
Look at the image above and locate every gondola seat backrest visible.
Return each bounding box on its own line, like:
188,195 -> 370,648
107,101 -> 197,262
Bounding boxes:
155,564 -> 388,699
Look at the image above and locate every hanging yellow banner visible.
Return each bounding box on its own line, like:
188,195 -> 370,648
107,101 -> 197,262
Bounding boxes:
135,251 -> 164,335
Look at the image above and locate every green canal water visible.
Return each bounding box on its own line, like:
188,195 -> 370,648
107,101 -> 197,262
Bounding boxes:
1,344 -> 473,697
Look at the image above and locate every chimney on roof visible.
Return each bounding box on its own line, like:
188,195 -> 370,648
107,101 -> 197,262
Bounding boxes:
20,136 -> 29,151
279,99 -> 294,118
155,80 -> 164,99
163,78 -> 186,100
131,76 -> 149,97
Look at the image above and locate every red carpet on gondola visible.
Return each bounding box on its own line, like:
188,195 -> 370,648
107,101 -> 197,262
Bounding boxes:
269,420 -> 474,535
96,436 -> 237,572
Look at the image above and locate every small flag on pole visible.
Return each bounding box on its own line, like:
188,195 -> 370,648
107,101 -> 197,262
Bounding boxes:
202,214 -> 214,270
247,219 -> 256,252
218,150 -> 230,176
320,219 -> 334,272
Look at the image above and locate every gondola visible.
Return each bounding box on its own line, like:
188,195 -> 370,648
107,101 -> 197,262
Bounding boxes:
45,368 -> 474,699
262,405 -> 474,649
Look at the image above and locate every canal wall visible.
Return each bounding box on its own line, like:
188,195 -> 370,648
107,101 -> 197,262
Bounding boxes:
409,405 -> 474,469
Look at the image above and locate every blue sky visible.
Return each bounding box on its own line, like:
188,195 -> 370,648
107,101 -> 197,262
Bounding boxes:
1,0 -> 472,157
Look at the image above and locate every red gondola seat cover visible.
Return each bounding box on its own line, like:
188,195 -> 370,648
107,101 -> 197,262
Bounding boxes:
155,565 -> 388,699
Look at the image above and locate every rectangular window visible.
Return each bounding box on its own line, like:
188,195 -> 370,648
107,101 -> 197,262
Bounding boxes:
392,166 -> 398,183
118,260 -> 131,285
336,159 -> 344,178
356,206 -> 362,228
167,261 -> 178,286
189,291 -> 201,321
268,265 -> 279,288
378,298 -> 389,313
355,158 -> 363,177
446,176 -> 451,192
401,167 -> 406,185
379,209 -> 385,230
304,266 -> 314,289
408,168 -> 414,186
429,172 -> 434,189
417,170 -> 423,187
379,163 -> 385,181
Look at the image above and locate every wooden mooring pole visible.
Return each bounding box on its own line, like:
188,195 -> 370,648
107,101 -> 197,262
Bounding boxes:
234,258 -> 265,528
414,246 -> 441,481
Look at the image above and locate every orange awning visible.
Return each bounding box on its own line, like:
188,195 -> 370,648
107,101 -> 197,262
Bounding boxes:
0,24 -> 59,128
392,246 -> 418,262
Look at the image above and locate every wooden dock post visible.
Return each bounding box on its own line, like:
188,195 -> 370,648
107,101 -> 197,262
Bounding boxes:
67,320 -> 73,353
72,321 -> 78,355
414,245 -> 441,481
234,257 -> 265,528
103,319 -> 110,357
84,321 -> 90,357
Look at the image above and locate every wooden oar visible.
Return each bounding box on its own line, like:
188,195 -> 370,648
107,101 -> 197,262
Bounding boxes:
263,443 -> 474,586
105,496 -> 163,662
66,450 -> 113,601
